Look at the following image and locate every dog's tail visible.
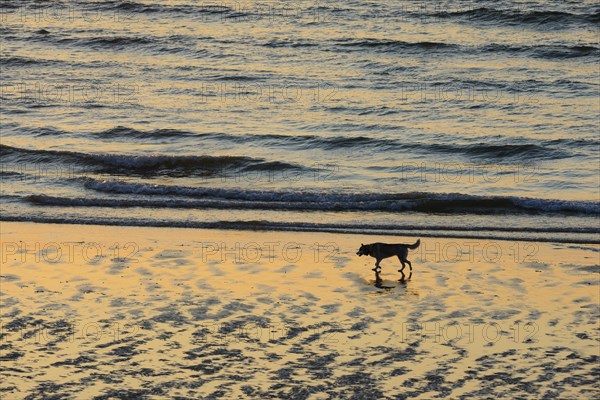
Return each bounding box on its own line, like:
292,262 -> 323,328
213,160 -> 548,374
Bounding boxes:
407,239 -> 420,250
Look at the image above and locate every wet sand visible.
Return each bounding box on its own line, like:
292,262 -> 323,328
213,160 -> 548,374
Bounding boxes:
0,222 -> 598,399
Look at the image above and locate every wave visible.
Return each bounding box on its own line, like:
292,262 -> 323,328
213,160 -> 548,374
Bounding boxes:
20,28 -> 598,62
1,214 -> 598,244
19,126 -> 584,160
480,43 -> 599,59
432,7 -> 600,26
0,144 -> 302,175
27,191 -> 600,217
72,1 -> 246,18
334,38 -> 457,51
333,38 -> 598,59
45,35 -> 599,60
86,127 -> 399,149
92,126 -> 199,139
0,56 -> 60,66
31,1 -> 227,15
75,179 -> 600,215
27,31 -> 226,58
420,142 -> 568,160
55,36 -> 155,50
0,171 -> 24,178
99,1 -> 163,13
83,36 -> 154,47
20,196 -> 600,235
69,1 -> 600,27
263,39 -> 319,48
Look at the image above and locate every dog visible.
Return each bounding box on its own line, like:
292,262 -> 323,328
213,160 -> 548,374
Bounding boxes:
357,240 -> 420,274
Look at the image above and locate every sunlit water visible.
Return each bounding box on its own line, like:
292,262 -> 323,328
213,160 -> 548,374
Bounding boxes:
1,0 -> 599,242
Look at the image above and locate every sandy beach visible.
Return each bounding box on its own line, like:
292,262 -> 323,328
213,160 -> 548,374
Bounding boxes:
0,221 -> 598,399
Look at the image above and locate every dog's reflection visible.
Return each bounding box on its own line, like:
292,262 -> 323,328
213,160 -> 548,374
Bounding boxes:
373,268 -> 412,289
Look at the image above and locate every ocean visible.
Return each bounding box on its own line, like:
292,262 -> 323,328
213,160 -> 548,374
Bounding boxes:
1,0 -> 599,243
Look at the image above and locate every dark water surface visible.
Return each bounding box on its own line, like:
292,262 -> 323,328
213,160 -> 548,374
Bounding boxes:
1,0 -> 599,242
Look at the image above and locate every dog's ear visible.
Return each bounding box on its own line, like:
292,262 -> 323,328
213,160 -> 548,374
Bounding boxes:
361,243 -> 364,246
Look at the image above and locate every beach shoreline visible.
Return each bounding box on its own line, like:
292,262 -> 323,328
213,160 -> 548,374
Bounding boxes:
1,217 -> 598,245
1,221 -> 598,399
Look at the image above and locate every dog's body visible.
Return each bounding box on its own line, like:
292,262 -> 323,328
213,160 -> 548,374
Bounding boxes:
357,240 -> 420,273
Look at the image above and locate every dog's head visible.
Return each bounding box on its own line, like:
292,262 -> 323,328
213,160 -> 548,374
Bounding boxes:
356,243 -> 369,257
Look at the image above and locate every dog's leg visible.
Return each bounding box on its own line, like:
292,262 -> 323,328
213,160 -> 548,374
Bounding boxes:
372,259 -> 382,272
397,256 -> 406,273
399,254 -> 413,272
